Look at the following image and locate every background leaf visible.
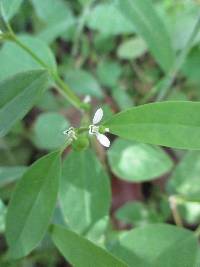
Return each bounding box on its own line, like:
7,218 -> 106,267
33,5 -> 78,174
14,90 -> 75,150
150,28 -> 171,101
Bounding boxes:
33,112 -> 69,150
60,149 -> 111,235
0,0 -> 23,20
117,0 -> 175,72
0,166 -> 27,187
117,37 -> 147,60
108,139 -> 173,182
167,151 -> 200,202
96,60 -> 122,88
51,224 -> 128,267
31,0 -> 75,43
86,2 -> 135,35
6,151 -> 61,259
104,101 -> 200,150
0,35 -> 56,81
0,70 -> 49,137
65,69 -> 103,99
110,224 -> 199,267
115,201 -> 167,227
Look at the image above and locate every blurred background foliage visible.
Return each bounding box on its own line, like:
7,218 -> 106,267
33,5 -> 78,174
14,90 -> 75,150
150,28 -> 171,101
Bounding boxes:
0,0 -> 200,266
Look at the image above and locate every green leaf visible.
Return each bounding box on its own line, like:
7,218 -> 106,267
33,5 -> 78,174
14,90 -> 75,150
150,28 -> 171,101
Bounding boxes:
33,112 -> 69,150
104,101 -> 200,150
6,151 -> 61,259
115,201 -> 165,227
117,37 -> 147,60
38,19 -> 75,44
0,0 -> 23,20
60,149 -> 111,234
182,47 -> 200,82
86,3 -> 135,35
110,224 -> 199,267
178,202 -> 200,225
32,0 -> 72,24
0,35 -> 57,81
65,69 -> 103,99
0,70 -> 49,138
0,166 -> 27,187
32,0 -> 75,43
51,224 -> 128,267
169,5 -> 200,51
96,60 -> 122,88
36,91 -> 62,111
167,151 -> 200,201
108,139 -> 173,182
117,0 -> 175,72
112,87 -> 133,110
85,216 -> 109,245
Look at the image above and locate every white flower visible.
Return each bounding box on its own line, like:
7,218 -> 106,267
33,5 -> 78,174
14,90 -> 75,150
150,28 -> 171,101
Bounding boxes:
63,127 -> 77,142
89,108 -> 110,147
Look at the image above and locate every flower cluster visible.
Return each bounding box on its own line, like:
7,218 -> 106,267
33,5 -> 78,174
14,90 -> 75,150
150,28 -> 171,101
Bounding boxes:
63,108 -> 110,148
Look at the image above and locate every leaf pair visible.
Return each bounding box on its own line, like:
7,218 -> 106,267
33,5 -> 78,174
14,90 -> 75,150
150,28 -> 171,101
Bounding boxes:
50,223 -> 199,267
5,148 -> 111,259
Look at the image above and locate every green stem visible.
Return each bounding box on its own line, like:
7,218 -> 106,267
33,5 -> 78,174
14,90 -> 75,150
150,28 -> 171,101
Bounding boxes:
140,15 -> 200,104
156,15 -> 200,101
5,23 -> 84,110
169,196 -> 183,227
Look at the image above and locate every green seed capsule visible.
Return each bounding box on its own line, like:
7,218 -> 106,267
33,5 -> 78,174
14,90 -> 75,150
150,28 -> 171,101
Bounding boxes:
72,136 -> 89,151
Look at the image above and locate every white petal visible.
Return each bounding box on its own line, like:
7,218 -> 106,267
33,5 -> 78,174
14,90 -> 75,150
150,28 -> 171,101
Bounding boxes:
93,108 -> 103,124
96,133 -> 110,147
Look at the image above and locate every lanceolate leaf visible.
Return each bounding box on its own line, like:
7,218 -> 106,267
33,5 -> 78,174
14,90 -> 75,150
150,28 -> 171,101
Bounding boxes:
0,70 -> 49,137
60,149 -> 111,234
104,101 -> 200,150
6,151 -> 61,259
51,224 -> 128,267
117,0 -> 175,72
110,224 -> 199,267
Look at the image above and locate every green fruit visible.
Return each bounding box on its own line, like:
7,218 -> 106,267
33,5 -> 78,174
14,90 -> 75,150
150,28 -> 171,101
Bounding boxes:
72,136 -> 89,151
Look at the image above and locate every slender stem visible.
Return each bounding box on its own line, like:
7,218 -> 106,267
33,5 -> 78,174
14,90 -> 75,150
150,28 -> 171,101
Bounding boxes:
169,196 -> 183,227
71,2 -> 92,57
52,73 -> 83,110
156,15 -> 200,101
5,23 -> 84,110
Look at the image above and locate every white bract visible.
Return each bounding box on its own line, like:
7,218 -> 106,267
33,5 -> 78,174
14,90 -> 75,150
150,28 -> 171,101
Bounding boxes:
63,127 -> 77,142
89,108 -> 110,147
